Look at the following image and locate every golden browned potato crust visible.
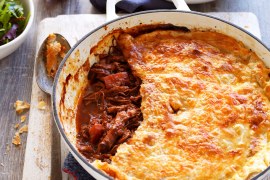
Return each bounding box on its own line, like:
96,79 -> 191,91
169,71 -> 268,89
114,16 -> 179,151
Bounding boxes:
93,30 -> 270,180
45,34 -> 66,77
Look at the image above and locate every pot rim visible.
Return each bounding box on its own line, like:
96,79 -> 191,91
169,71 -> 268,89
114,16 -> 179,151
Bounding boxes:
52,9 -> 270,179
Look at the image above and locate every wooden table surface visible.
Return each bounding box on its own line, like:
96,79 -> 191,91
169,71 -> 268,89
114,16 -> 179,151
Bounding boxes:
0,0 -> 269,179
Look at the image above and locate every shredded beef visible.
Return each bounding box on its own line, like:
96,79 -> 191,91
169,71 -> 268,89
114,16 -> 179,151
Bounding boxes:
76,40 -> 143,162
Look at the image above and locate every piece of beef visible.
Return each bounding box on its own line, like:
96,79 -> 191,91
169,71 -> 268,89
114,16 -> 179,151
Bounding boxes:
107,104 -> 129,114
76,39 -> 143,162
98,107 -> 140,153
89,124 -> 105,144
103,72 -> 130,89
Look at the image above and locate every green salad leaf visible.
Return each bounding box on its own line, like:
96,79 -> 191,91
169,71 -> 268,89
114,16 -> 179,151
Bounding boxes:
0,0 -> 29,45
8,1 -> 24,18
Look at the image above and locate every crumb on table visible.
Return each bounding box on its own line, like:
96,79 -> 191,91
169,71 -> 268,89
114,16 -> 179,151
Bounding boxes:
19,125 -> 28,134
12,132 -> 21,146
20,115 -> 27,123
14,123 -> 20,129
14,100 -> 30,114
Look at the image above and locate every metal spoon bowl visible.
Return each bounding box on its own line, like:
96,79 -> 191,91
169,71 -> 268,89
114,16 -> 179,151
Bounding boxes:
35,33 -> 71,94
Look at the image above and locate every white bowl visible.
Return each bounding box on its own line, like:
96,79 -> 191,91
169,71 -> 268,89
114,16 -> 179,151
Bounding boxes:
0,0 -> 34,60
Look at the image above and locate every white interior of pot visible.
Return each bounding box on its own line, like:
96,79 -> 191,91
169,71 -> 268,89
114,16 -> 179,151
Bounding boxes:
53,11 -> 270,178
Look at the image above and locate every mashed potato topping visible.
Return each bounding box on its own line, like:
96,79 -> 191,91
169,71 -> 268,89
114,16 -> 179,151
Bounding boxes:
90,29 -> 270,179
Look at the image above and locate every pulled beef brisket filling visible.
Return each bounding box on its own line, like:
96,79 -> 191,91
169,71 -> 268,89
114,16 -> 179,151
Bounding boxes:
76,38 -> 142,163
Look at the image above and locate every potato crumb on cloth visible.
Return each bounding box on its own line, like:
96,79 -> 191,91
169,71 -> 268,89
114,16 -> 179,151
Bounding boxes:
37,100 -> 46,110
12,132 -> 21,146
14,100 -> 30,114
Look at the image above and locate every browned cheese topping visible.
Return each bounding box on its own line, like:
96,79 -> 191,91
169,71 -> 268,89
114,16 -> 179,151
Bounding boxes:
75,25 -> 270,180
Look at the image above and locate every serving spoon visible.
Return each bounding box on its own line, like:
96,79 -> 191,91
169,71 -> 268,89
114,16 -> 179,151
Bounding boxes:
35,33 -> 71,94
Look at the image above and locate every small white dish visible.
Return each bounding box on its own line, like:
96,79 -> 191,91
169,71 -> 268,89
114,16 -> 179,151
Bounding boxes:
0,0 -> 35,60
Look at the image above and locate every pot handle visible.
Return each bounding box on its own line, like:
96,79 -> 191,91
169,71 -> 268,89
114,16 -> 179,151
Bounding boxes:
106,0 -> 191,22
